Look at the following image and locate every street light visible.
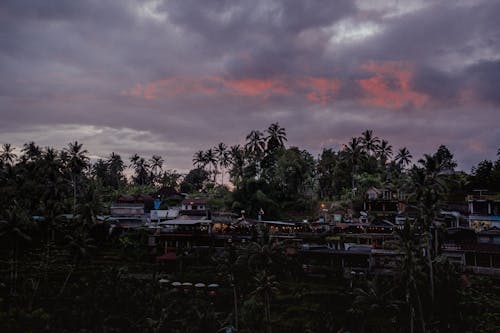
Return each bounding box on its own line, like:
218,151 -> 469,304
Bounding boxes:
320,203 -> 327,223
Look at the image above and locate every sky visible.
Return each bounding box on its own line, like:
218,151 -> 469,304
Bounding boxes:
1,0 -> 499,173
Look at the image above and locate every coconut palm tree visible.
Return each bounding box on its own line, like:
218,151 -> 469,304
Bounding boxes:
395,147 -> 413,169
265,123 -> 287,151
77,181 -> 104,228
0,143 -> 17,165
250,270 -> 279,333
349,278 -> 399,333
0,202 -> 31,295
150,155 -> 164,184
406,157 -> 449,304
107,152 -> 125,188
21,141 -> 42,162
376,139 -> 393,165
214,243 -> 241,330
204,149 -> 218,182
192,150 -> 207,169
229,145 -> 246,189
341,137 -> 366,190
360,130 -> 380,156
245,130 -> 266,158
130,154 -> 150,185
59,228 -> 95,296
64,141 -> 90,211
394,220 -> 428,333
214,142 -> 228,184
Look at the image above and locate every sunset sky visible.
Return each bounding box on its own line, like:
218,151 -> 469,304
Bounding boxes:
1,0 -> 499,172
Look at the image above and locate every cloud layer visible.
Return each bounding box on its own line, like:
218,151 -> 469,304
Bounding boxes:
1,0 -> 499,171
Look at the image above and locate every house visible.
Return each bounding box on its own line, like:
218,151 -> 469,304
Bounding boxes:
467,193 -> 500,231
154,187 -> 185,206
110,202 -> 144,216
364,187 -> 404,220
180,197 -> 209,216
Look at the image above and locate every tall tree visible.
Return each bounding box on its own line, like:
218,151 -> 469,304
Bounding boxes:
434,145 -> 457,171
341,137 -> 366,190
0,202 -> 31,295
107,152 -> 125,188
149,155 -> 164,184
21,141 -> 42,162
376,139 -> 393,165
228,145 -> 246,190
204,149 -> 218,182
215,142 -> 230,185
360,129 -> 380,156
395,220 -> 427,333
316,148 -> 338,199
192,150 -> 207,169
265,123 -> 287,152
245,130 -> 266,158
130,155 -> 150,186
250,270 -> 279,333
0,143 -> 17,165
64,141 -> 89,212
395,147 -> 413,169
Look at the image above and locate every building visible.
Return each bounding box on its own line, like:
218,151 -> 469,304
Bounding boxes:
467,194 -> 500,231
363,187 -> 405,220
180,197 -> 209,216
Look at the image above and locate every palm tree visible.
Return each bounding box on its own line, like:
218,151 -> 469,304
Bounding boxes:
59,228 -> 95,296
214,243 -> 240,330
107,152 -> 125,188
360,130 -> 380,156
192,150 -> 207,169
395,147 -> 413,169
245,130 -> 266,157
0,203 -> 31,295
342,137 -> 366,190
250,270 -> 279,333
0,143 -> 17,165
238,240 -> 287,274
265,123 -> 287,151
64,141 -> 89,211
130,153 -> 140,166
376,139 -> 393,165
394,220 -> 427,333
406,157 -> 448,304
349,278 -> 399,333
77,181 -> 104,228
21,141 -> 42,162
150,155 -> 164,184
229,145 -> 246,189
130,154 -> 150,185
214,142 -> 228,184
204,149 -> 218,182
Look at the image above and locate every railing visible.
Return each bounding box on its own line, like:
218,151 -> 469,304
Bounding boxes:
467,194 -> 500,201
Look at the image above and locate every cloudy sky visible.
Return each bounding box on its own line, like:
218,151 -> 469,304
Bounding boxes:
1,0 -> 499,172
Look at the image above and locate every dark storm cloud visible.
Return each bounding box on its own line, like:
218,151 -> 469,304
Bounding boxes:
464,60 -> 500,105
0,0 -> 499,172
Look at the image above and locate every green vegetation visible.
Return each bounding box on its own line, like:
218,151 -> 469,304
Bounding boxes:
1,127 -> 500,332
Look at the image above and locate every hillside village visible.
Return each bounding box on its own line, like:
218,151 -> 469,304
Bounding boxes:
1,125 -> 500,332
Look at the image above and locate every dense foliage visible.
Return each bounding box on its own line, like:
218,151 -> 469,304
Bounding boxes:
1,127 -> 500,332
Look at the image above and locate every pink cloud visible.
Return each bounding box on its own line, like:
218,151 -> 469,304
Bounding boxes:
123,76 -> 341,105
358,61 -> 429,109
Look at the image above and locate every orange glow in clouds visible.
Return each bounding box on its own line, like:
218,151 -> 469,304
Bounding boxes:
124,76 -> 341,105
359,61 -> 428,109
301,77 -> 341,105
218,78 -> 291,96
